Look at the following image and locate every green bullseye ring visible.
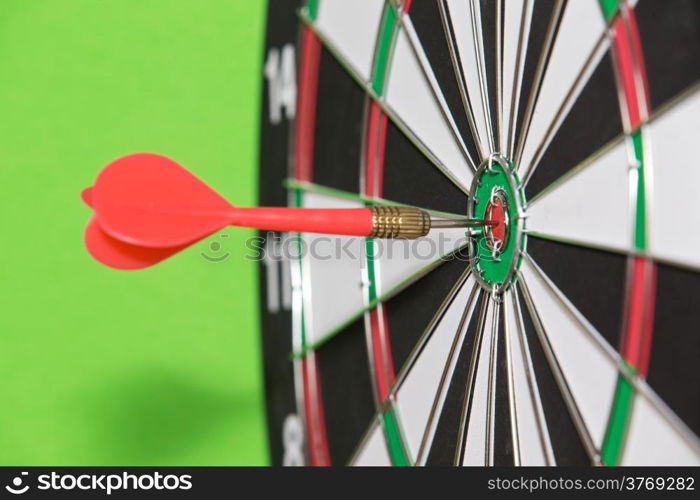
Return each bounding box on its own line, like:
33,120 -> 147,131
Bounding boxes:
468,154 -> 527,293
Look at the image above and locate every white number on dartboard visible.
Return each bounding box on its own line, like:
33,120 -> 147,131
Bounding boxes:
262,233 -> 292,313
264,44 -> 296,125
282,413 -> 304,466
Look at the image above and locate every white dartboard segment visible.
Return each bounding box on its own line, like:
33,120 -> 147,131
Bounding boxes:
526,139 -> 633,253
373,228 -> 469,297
300,193 -> 366,344
444,0 -> 491,155
352,420 -> 392,466
385,27 -> 473,191
394,276 -> 478,463
401,17 -> 477,171
313,0 -> 385,82
504,290 -> 554,466
462,298 -> 495,466
519,1 -> 606,176
501,0 -> 533,156
648,89 -> 700,270
519,258 -> 618,450
620,393 -> 700,466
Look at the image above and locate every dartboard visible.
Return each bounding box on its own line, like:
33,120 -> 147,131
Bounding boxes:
258,0 -> 700,466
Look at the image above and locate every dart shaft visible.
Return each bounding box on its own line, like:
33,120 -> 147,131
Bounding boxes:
228,206 -> 491,239
228,207 -> 373,237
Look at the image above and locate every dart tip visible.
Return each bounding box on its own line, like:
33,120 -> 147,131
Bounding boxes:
429,217 -> 498,229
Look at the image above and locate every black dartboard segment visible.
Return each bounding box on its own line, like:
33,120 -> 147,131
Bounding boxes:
385,256 -> 469,376
493,302 -> 515,465
635,0 -> 700,112
516,282 -> 590,465
312,47 -> 365,194
426,291 -> 485,465
383,119 -> 468,215
409,0 -> 481,162
315,318 -> 376,465
648,263 -> 700,437
478,0 -> 500,149
526,51 -> 623,199
526,237 -> 627,350
513,0 -> 563,150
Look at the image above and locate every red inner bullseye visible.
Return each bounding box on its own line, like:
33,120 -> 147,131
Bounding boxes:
485,196 -> 507,250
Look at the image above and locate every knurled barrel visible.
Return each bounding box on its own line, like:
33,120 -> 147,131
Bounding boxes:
369,206 -> 431,239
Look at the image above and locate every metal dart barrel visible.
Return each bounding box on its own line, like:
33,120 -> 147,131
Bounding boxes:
369,206 -> 494,239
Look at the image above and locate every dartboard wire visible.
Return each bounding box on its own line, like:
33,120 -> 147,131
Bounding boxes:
601,2 -> 656,465
523,87 -> 700,276
363,0 -> 398,407
413,282 -> 482,465
286,48 -> 306,467
288,8 -> 331,465
521,255 -> 700,452
526,231 -> 700,278
495,0 -> 504,155
289,201 -> 311,462
524,132 -> 625,207
346,269 -> 475,465
347,414 -> 385,465
502,291 -> 522,466
284,179 -> 469,221
360,2 -> 415,465
515,270 -> 601,464
291,243 -> 470,358
526,81 -> 700,207
390,268 -> 474,396
359,0 -> 395,200
484,295 -> 501,465
517,4 -> 627,184
512,0 -> 566,171
504,0 -> 532,158
469,0 -> 497,153
518,33 -> 609,188
454,293 -> 491,465
437,0 -> 488,161
510,285 -> 556,465
396,6 -> 478,172
516,3 -> 620,179
504,0 -> 532,160
298,8 -> 471,194
623,3 -> 651,125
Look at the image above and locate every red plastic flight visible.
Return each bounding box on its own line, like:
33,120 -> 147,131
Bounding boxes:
85,217 -> 187,270
89,153 -> 376,248
83,153 -> 377,269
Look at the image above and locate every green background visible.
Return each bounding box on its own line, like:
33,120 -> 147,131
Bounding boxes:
0,0 -> 267,464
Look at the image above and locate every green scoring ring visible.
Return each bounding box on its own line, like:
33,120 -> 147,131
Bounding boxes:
467,154 -> 527,294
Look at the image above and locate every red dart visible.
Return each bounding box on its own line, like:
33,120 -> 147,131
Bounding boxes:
84,217 -> 186,270
81,186 -> 94,208
82,153 -> 491,269
89,153 -> 379,248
